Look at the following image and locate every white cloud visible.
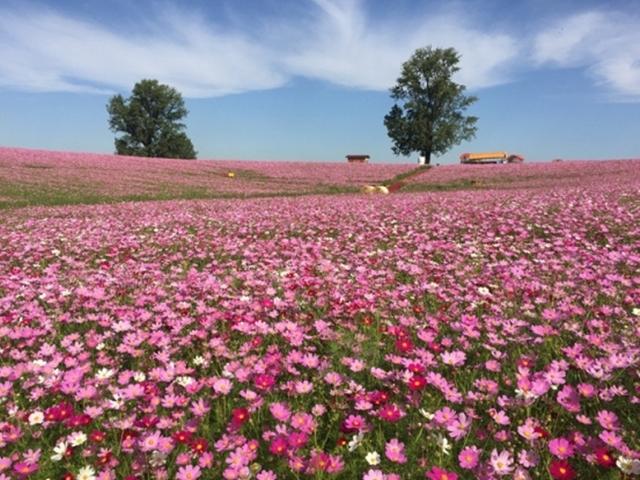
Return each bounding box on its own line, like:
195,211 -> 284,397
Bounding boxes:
0,5 -> 286,97
534,10 -> 640,99
281,0 -> 520,90
0,1 -> 523,97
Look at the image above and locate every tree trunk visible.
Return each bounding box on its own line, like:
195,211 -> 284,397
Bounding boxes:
421,151 -> 431,165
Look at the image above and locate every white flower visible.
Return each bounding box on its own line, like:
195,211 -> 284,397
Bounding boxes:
96,342 -> 105,351
419,408 -> 435,420
176,376 -> 194,387
69,431 -> 87,447
437,435 -> 452,455
632,307 -> 640,317
61,289 -> 72,297
95,368 -> 114,380
617,456 -> 640,475
478,286 -> 491,297
150,451 -> 167,467
365,451 -> 381,465
76,465 -> 96,480
514,389 -> 537,401
32,359 -> 47,367
109,396 -> 123,410
51,442 -> 68,461
347,432 -> 364,452
192,356 -> 206,367
28,411 -> 44,425
133,372 -> 146,382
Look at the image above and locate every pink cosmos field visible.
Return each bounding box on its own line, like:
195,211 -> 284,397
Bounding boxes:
1,148 -> 640,479
0,147 -> 414,207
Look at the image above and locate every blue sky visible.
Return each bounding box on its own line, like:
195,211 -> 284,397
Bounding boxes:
1,0 -> 639,163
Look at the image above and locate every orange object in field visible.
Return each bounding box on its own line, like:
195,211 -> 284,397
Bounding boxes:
459,152 -> 524,164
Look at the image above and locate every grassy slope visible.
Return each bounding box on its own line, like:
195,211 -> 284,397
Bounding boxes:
3,150 -> 639,210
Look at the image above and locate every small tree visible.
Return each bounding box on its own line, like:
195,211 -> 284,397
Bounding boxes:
384,47 -> 477,164
107,79 -> 197,159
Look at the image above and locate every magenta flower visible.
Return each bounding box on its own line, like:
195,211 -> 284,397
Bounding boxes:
269,436 -> 288,456
426,467 -> 458,480
13,462 -> 38,477
378,403 -> 403,423
254,374 -> 276,391
287,432 -> 309,450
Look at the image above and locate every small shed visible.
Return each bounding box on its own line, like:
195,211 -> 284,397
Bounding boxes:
346,154 -> 370,163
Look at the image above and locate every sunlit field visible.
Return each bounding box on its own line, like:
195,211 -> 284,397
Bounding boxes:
1,149 -> 639,479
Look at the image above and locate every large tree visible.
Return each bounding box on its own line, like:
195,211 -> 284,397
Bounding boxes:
384,47 -> 477,164
107,79 -> 197,159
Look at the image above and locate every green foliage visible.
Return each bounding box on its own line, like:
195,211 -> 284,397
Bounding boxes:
107,79 -> 197,159
384,47 -> 478,164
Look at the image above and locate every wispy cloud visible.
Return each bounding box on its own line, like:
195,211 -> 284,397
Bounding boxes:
534,10 -> 640,100
282,0 -> 519,91
3,1 -> 639,101
0,0 -> 522,97
0,4 -> 286,97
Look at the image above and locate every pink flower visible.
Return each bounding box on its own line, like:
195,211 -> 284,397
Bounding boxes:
556,385 -> 580,413
177,465 -> 201,480
490,409 -> 510,426
385,438 -> 407,464
269,402 -> 291,422
287,432 -> 308,450
213,378 -> 233,395
490,449 -> 514,476
290,412 -> 315,434
596,410 -> 620,431
309,452 -> 331,472
517,418 -> 542,442
363,469 -> 386,480
518,449 -> 539,468
458,446 -> 480,469
344,414 -> 369,432
599,430 -> 623,448
256,471 -> 277,480
441,350 -> 466,366
434,407 -> 457,426
549,438 -> 574,459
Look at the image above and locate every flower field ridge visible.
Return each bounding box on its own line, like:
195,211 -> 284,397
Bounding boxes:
402,159 -> 640,192
0,163 -> 640,479
0,147 -> 415,208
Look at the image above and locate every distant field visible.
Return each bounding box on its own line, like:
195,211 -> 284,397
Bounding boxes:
402,159 -> 640,191
2,147 -> 640,210
0,147 -> 415,208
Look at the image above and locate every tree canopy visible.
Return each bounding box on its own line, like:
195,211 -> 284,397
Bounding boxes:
107,79 -> 197,159
384,47 -> 477,164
